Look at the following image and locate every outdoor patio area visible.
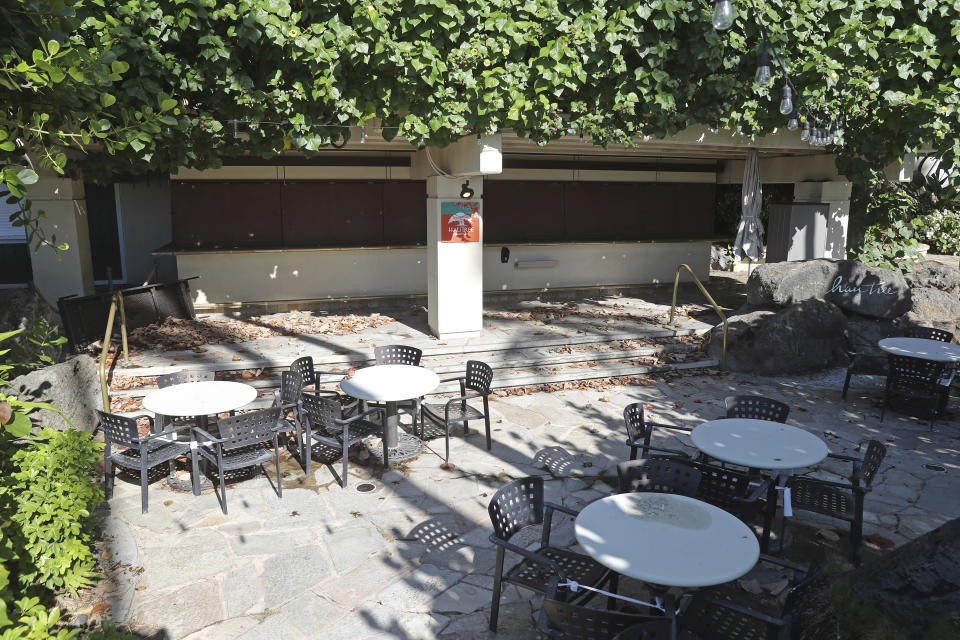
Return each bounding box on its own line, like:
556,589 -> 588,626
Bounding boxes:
92,361 -> 960,639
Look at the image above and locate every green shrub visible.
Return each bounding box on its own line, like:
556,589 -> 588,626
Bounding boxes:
5,430 -> 104,594
919,208 -> 960,255
0,599 -> 76,640
853,218 -> 925,274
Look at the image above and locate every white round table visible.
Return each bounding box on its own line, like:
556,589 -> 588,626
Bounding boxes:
339,364 -> 439,462
690,418 -> 828,470
878,337 -> 960,363
143,380 -> 257,496
142,380 -> 258,418
575,493 -> 759,588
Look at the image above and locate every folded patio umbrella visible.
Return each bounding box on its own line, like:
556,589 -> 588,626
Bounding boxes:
734,148 -> 764,272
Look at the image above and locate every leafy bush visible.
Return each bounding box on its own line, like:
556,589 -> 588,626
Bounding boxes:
853,218 -> 925,274
919,208 -> 960,255
4,430 -> 103,594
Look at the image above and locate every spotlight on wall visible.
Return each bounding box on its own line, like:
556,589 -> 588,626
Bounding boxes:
460,180 -> 475,199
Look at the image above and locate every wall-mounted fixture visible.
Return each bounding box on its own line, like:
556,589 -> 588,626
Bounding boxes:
500,247 -> 510,263
460,180 -> 474,199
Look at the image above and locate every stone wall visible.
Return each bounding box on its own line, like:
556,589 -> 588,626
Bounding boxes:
709,259 -> 960,374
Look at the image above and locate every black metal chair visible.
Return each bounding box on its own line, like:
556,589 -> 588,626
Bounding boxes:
154,370 -> 216,430
273,370 -> 341,454
488,476 -> 615,632
622,403 -> 692,461
841,343 -> 889,400
679,551 -> 827,640
537,578 -> 670,640
421,360 -> 493,461
901,326 -> 953,342
724,396 -> 790,423
616,458 -> 702,497
882,354 -> 950,427
299,391 -> 383,486
373,344 -> 424,431
98,410 -> 193,514
692,460 -> 774,549
787,440 -> 886,564
194,407 -> 283,515
156,370 -> 215,388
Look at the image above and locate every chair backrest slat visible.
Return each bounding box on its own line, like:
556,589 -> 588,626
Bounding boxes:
623,403 -> 650,447
216,408 -> 281,451
97,410 -> 140,448
374,344 -> 423,366
617,458 -> 701,497
279,370 -> 302,406
157,370 -> 214,388
465,360 -> 493,393
300,392 -> 344,433
289,356 -> 315,389
887,354 -> 947,384
900,326 -> 953,343
859,440 -> 887,487
488,476 -> 544,541
693,462 -> 753,511
724,395 -> 790,423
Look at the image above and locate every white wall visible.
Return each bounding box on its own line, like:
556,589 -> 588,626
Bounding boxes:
176,240 -> 710,305
115,178 -> 176,284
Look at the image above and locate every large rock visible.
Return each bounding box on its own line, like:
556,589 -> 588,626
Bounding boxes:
0,287 -> 64,365
906,287 -> 960,324
906,260 -> 960,295
746,259 -> 911,319
8,355 -> 102,431
710,299 -> 848,374
845,314 -> 900,354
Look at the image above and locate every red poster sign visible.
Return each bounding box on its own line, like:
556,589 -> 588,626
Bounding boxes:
441,200 -> 480,242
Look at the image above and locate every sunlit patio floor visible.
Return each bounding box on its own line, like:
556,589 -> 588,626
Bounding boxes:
92,366 -> 960,639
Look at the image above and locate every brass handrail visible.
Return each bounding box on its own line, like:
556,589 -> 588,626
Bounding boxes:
669,264 -> 727,373
98,291 -> 130,412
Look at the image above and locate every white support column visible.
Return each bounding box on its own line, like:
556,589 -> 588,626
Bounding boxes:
426,176 -> 484,338
29,175 -> 95,304
794,181 -> 853,259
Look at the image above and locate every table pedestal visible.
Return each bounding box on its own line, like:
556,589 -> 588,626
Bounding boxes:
365,401 -> 425,465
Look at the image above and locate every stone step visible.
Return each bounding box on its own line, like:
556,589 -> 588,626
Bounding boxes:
113,356 -> 719,418
108,340 -> 706,398
108,326 -> 703,378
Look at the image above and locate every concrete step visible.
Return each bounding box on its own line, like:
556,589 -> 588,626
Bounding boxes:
108,326 -> 703,378
113,356 -> 719,418
108,339 -> 707,398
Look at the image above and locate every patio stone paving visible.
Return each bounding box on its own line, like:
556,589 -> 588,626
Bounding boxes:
97,367 -> 960,639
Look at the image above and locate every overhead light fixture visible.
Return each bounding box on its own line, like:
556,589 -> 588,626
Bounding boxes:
779,83 -> 793,115
787,108 -> 799,131
460,180 -> 474,199
755,48 -> 773,87
712,0 -> 736,30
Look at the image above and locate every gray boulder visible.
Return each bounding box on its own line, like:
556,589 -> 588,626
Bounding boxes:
845,314 -> 901,353
711,299 -> 849,374
906,260 -> 960,295
7,355 -> 102,431
825,261 -> 911,319
746,259 -> 910,319
907,287 -> 960,324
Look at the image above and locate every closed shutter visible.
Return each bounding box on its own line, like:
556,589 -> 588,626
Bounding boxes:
0,196 -> 27,244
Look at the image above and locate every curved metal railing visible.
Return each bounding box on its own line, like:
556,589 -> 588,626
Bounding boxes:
669,264 -> 727,373
98,291 -> 130,411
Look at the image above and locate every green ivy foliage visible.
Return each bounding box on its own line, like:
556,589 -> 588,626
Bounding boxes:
1,0 -> 958,187
4,429 -> 104,594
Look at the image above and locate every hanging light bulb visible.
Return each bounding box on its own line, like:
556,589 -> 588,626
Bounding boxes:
787,108 -> 799,131
754,48 -> 773,87
779,84 -> 793,115
712,0 -> 736,31
800,120 -> 810,141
